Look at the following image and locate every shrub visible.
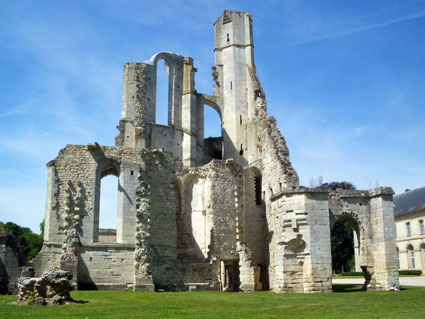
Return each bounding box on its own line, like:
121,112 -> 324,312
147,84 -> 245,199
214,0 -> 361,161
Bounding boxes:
27,292 -> 34,305
399,270 -> 422,276
339,272 -> 363,276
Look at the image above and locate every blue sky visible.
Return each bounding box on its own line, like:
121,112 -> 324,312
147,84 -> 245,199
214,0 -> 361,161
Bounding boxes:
1,0 -> 425,233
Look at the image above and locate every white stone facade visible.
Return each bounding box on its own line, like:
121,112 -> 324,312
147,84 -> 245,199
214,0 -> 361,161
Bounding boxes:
35,10 -> 399,292
394,187 -> 425,272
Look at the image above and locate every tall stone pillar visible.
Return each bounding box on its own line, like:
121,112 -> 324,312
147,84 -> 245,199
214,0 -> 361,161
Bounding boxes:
181,57 -> 198,166
44,161 -> 59,242
367,187 -> 400,290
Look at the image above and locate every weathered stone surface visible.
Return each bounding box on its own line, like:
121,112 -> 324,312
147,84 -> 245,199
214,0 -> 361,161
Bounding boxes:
17,269 -> 74,305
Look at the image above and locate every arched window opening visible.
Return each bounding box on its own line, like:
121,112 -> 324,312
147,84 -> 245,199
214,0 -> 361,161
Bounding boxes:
204,105 -> 222,160
396,247 -> 400,269
98,166 -> 119,243
408,245 -> 415,269
156,59 -> 169,126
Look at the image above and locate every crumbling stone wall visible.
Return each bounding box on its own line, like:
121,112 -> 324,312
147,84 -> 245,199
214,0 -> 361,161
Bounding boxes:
0,228 -> 24,294
134,150 -> 177,291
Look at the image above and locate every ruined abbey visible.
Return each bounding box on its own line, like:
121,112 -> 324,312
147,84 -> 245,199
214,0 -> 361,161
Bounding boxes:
33,10 -> 400,293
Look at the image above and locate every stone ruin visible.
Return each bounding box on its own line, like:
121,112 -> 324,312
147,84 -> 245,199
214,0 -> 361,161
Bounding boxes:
32,10 -> 400,293
16,269 -> 74,305
0,228 -> 25,294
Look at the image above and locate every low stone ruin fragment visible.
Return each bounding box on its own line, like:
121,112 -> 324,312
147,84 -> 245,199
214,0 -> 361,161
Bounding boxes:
17,269 -> 74,305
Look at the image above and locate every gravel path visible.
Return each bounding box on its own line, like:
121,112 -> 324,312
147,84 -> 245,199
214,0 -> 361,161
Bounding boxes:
332,276 -> 425,287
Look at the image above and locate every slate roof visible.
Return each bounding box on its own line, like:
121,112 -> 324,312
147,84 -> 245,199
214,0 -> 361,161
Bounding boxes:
394,186 -> 425,217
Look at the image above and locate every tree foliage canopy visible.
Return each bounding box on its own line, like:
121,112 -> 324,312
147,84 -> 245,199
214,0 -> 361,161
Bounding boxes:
331,218 -> 355,273
321,181 -> 356,191
0,221 -> 43,260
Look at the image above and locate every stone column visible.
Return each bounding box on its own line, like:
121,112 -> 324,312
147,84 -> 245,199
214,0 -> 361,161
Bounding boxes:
181,57 -> 198,166
368,187 -> 400,290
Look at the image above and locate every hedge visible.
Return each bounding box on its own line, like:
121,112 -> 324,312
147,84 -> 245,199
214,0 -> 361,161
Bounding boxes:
339,270 -> 422,276
399,270 -> 422,276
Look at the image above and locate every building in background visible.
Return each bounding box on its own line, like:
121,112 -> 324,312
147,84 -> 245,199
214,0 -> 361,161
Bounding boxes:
394,187 -> 425,272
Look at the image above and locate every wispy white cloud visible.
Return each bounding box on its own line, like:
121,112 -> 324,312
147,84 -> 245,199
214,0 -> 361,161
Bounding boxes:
290,139 -> 342,160
288,9 -> 425,46
0,100 -> 34,119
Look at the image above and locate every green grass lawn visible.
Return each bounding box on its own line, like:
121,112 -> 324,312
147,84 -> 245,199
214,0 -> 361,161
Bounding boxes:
1,285 -> 424,319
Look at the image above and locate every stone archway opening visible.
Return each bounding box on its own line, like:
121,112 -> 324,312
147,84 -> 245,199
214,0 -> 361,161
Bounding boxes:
330,217 -> 356,274
203,104 -> 223,160
330,212 -> 370,290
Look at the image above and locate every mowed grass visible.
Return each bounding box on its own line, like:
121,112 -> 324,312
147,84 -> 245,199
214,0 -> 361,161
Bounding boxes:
1,285 -> 425,319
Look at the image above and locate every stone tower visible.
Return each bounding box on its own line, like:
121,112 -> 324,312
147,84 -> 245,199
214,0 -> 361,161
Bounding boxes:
213,11 -> 254,165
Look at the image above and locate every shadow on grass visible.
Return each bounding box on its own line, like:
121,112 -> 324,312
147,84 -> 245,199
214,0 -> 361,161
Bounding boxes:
333,284 -> 410,293
72,299 -> 89,304
332,284 -> 363,293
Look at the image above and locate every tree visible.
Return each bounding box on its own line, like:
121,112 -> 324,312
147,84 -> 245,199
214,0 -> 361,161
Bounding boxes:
331,218 -> 354,273
0,221 -> 43,261
40,219 -> 45,241
321,181 -> 355,191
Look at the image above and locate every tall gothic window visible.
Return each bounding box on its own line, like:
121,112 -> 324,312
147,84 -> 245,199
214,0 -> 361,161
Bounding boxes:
156,59 -> 169,126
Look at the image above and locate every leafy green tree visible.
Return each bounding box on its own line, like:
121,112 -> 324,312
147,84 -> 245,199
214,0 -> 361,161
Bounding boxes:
39,219 -> 45,240
331,219 -> 354,273
0,221 -> 43,261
